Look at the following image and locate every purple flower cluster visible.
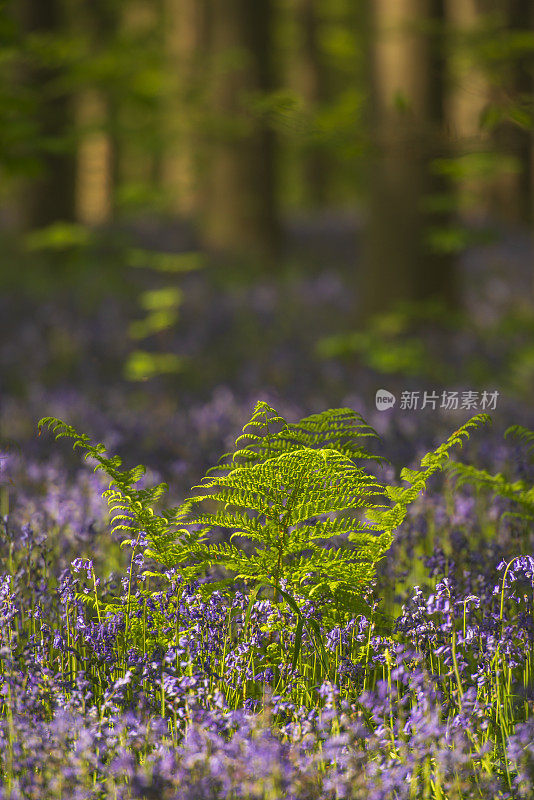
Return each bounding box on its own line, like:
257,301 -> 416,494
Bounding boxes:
0,499 -> 533,798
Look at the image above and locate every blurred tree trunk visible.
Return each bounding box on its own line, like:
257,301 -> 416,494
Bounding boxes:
489,0 -> 534,225
445,0 -> 493,219
76,91 -> 119,225
76,0 -> 121,225
161,0 -> 208,218
296,0 -> 329,207
19,0 -> 77,229
117,1 -> 162,213
362,0 -> 456,322
201,0 -> 280,263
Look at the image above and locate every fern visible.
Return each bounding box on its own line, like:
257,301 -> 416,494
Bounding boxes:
446,423 -> 534,523
208,401 -> 388,475
505,425 -> 534,460
36,417 -> 206,584
366,414 -> 492,532
39,404 -> 490,638
172,446 -> 389,618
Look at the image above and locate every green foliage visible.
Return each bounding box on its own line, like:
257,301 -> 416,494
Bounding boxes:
123,248 -> 204,381
39,403 -> 490,635
37,415 -> 184,565
126,249 -> 204,274
177,447 -> 387,616
24,222 -> 92,252
209,402 -> 387,474
447,424 -> 534,524
317,329 -> 431,376
123,351 -> 185,381
316,305 -> 459,381
366,414 -> 491,534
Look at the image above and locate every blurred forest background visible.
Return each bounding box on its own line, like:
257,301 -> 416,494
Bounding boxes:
1,0 -> 534,403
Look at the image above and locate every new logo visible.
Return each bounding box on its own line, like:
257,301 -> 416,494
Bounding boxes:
375,389 -> 396,410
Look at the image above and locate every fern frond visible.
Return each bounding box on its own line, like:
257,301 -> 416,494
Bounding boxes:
447,433 -> 534,518
40,406 -> 491,638
505,425 -> 534,460
38,417 -> 204,576
364,414 -> 490,538
207,403 -> 387,477
174,446 -> 394,616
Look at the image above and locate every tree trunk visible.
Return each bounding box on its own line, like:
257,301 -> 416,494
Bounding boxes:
75,0 -> 121,225
116,1 -> 163,215
445,0 -> 493,219
296,0 -> 329,207
362,0 -> 456,321
201,0 -> 280,264
75,90 -> 116,225
489,0 -> 534,226
160,0 -> 208,219
19,0 -> 76,229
